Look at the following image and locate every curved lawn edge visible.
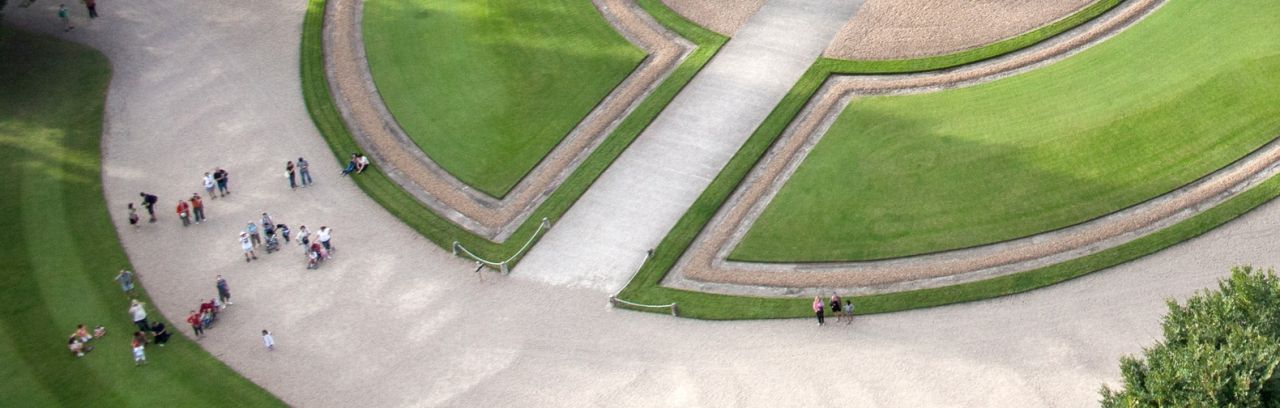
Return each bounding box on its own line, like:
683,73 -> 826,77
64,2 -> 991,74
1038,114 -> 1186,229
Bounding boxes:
818,0 -> 1124,73
300,0 -> 727,264
0,26 -> 283,405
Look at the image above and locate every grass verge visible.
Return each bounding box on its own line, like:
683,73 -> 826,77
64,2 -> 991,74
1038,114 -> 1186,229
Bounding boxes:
362,0 -> 647,197
612,0 -> 1280,318
0,26 -> 283,406
301,0 -> 726,263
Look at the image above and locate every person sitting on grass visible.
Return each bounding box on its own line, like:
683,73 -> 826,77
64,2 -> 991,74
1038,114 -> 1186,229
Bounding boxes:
68,336 -> 93,357
73,324 -> 94,343
341,153 -> 358,176
356,153 -> 369,173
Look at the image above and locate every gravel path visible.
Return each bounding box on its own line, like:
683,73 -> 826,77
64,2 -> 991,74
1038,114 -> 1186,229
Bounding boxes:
513,0 -> 867,292
7,0 -> 1280,407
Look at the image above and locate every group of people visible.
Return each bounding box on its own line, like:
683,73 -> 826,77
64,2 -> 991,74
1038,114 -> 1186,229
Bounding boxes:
238,211 -> 335,268
67,324 -> 107,357
126,299 -> 172,365
812,295 -> 855,326
341,153 -> 370,176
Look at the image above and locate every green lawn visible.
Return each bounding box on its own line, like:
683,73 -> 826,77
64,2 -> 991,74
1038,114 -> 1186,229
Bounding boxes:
362,0 -> 647,198
0,27 -> 282,406
732,0 -> 1280,262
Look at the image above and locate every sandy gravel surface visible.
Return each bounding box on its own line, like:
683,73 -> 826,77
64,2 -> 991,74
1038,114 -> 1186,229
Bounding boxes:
661,0 -> 765,36
8,0 -> 1280,407
826,0 -> 1095,60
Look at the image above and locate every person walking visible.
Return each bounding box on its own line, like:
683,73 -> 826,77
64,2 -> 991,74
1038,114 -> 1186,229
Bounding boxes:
216,275 -> 232,307
286,161 -> 297,189
139,192 -> 158,222
114,269 -> 135,296
187,310 -> 204,337
57,4 -> 74,32
203,172 -> 216,199
131,332 -> 147,366
127,203 -> 140,227
276,224 -> 291,244
176,200 -> 191,227
297,225 -> 310,247
297,157 -> 312,187
842,299 -> 854,325
812,296 -> 824,326
190,193 -> 205,223
82,0 -> 97,18
129,299 -> 150,333
246,222 -> 261,247
317,226 -> 333,253
262,330 -> 275,351
239,232 -> 258,262
260,213 -> 274,233
213,168 -> 230,197
829,294 -> 843,323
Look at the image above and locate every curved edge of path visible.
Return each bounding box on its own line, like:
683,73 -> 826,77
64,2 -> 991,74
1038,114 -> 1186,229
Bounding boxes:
322,0 -> 692,241
657,0 -> 1280,296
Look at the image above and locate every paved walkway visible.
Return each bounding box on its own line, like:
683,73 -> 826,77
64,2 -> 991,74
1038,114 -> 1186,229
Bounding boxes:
514,0 -> 867,291
7,1 -> 1280,407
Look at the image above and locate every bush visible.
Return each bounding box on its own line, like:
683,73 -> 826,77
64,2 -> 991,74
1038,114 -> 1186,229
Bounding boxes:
1100,266 -> 1280,407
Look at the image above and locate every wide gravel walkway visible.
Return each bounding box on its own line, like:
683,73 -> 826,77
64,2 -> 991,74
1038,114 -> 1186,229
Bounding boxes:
515,0 -> 867,291
6,0 -> 1280,407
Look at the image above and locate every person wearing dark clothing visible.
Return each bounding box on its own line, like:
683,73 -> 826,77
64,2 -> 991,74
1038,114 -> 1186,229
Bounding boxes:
151,322 -> 170,346
139,192 -> 158,222
213,168 -> 230,197
83,0 -> 98,18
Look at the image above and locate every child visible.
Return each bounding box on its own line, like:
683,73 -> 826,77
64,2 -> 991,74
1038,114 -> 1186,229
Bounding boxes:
58,4 -> 74,32
131,332 -> 147,366
262,330 -> 275,351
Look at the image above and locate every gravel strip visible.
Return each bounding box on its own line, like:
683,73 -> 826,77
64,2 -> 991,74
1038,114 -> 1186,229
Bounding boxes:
323,0 -> 691,241
659,0 -> 1253,296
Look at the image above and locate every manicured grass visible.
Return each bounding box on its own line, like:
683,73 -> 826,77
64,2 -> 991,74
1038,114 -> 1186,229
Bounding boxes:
303,0 -> 726,262
0,27 -> 282,406
614,0 -> 1280,319
733,0 -> 1280,262
362,0 -> 647,198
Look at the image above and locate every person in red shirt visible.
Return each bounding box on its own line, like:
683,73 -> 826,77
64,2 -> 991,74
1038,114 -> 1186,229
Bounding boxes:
190,193 -> 205,224
176,200 -> 191,227
187,310 -> 203,337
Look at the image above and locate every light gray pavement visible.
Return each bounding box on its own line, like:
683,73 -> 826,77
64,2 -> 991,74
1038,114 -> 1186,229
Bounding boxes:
514,0 -> 867,291
7,1 -> 1280,407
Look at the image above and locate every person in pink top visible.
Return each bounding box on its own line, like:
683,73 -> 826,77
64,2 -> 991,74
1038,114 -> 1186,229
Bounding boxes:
812,296 -> 825,326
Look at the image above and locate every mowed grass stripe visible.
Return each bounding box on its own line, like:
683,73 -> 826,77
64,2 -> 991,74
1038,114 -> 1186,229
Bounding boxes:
362,0 -> 647,198
733,0 -> 1280,262
0,27 -> 282,407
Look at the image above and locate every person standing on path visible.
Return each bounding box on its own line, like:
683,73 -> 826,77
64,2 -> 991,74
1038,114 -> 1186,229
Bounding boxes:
829,295 -> 843,323
246,222 -> 261,247
216,275 -> 232,307
239,232 -> 258,262
190,193 -> 205,223
127,203 -> 140,227
187,310 -> 203,337
317,226 -> 333,253
82,0 -> 98,18
114,269 -> 134,296
297,157 -> 312,187
203,172 -> 216,199
286,161 -> 297,189
139,192 -> 158,222
262,330 -> 275,351
842,300 -> 854,325
213,168 -> 230,197
58,4 -> 74,32
176,200 -> 190,227
129,299 -> 150,333
812,296 -> 824,326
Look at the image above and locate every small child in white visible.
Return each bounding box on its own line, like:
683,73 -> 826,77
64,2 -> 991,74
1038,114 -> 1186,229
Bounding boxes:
262,329 -> 275,351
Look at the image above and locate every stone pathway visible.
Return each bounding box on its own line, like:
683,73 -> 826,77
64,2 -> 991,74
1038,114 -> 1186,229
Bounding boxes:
514,0 -> 868,291
6,0 -> 1280,407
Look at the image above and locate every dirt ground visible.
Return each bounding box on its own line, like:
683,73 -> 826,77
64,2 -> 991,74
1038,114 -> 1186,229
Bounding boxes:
664,0 -> 1094,60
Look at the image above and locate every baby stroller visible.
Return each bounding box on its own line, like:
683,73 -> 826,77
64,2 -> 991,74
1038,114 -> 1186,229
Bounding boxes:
264,229 -> 280,254
306,241 -> 328,269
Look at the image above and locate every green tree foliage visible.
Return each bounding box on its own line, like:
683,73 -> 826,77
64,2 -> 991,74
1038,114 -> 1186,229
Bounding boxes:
1101,266 -> 1280,407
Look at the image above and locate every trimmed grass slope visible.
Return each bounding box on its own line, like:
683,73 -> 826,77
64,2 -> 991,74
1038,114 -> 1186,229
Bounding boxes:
363,0 -> 647,198
0,27 -> 281,406
734,0 -> 1280,262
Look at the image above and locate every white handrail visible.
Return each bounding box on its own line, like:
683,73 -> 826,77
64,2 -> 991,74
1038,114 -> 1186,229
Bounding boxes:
608,249 -> 678,316
452,217 -> 551,274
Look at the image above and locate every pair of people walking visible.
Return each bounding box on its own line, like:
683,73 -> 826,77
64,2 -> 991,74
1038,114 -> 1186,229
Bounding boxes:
286,157 -> 313,189
174,193 -> 207,226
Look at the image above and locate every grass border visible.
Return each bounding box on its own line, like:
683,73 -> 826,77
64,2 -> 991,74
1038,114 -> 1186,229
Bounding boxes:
607,0 -> 1280,319
300,0 -> 727,263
